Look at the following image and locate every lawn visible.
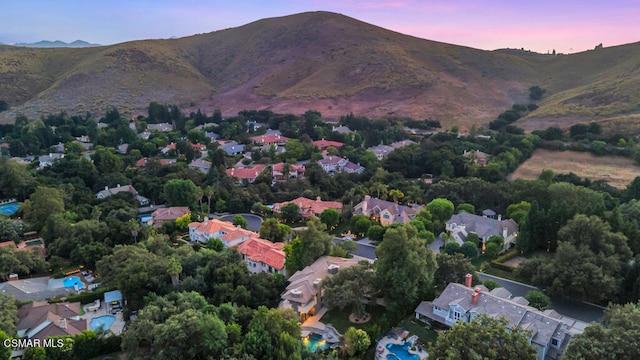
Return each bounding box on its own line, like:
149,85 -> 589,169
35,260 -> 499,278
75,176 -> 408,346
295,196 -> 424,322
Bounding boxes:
508,148 -> 640,188
396,318 -> 439,345
321,304 -> 387,334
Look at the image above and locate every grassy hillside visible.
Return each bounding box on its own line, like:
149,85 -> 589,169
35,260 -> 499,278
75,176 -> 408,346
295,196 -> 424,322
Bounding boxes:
0,12 -> 639,132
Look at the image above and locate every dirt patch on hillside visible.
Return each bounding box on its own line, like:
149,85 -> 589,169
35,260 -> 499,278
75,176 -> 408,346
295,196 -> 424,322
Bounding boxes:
508,148 -> 640,188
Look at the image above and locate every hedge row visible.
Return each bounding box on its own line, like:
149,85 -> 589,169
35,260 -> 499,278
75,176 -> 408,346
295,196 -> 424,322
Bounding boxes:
490,250 -> 521,273
48,286 -> 115,305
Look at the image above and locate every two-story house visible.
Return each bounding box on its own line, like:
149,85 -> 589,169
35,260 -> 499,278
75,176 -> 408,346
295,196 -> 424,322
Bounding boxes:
225,165 -> 267,184
415,276 -> 585,360
445,212 -> 519,251
237,238 -> 286,276
280,256 -> 362,322
188,217 -> 256,247
353,195 -> 424,226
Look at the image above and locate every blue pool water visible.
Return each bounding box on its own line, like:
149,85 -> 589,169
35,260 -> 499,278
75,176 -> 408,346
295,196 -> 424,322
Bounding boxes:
90,315 -> 116,331
0,203 -> 18,215
140,215 -> 151,223
62,276 -> 84,289
303,334 -> 331,352
386,343 -> 420,360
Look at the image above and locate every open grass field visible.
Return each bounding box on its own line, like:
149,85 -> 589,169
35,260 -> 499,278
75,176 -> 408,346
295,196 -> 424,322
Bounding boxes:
508,148 -> 640,188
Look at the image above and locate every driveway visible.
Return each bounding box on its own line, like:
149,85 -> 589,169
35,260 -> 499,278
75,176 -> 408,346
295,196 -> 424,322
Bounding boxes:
333,237 -> 377,260
217,213 -> 263,231
478,272 -> 604,323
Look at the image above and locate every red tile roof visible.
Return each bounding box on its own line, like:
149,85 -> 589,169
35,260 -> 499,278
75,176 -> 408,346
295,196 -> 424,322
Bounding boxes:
272,197 -> 342,218
152,207 -> 190,223
272,162 -> 304,172
313,139 -> 344,149
225,165 -> 267,179
237,238 -> 285,270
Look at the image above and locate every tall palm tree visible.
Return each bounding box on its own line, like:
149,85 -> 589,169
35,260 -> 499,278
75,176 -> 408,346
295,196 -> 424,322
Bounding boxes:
369,182 -> 388,200
389,189 -> 405,204
204,186 -> 214,212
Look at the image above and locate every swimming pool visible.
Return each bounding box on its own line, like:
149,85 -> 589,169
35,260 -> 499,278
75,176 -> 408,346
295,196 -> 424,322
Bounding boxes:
62,276 -> 84,289
0,203 -> 18,215
386,343 -> 420,360
90,315 -> 116,331
26,239 -> 43,246
302,334 -> 331,352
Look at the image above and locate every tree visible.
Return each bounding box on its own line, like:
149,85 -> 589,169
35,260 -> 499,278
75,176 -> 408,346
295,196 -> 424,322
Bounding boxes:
283,237 -> 304,273
319,208 -> 340,230
0,99 -> 8,112
204,186 -> 214,212
298,218 -> 333,267
259,218 -> 291,243
456,203 -> 475,214
279,203 -> 300,223
167,257 -> 182,287
343,327 -> 371,357
483,279 -> 500,291
0,292 -> 17,335
563,302 -> 640,360
525,290 -> 550,310
434,253 -> 475,290
233,215 -> 248,229
389,189 -> 404,204
375,225 -> 437,319
506,201 -> 531,226
0,247 -> 48,281
367,224 -> 385,242
322,261 -> 375,318
369,182 -> 389,199
163,179 -> 199,208
431,315 -> 536,360
0,330 -> 11,360
350,214 -> 372,237
426,198 -> 454,233
484,242 -> 501,259
22,186 -> 65,231
529,85 -> 545,101
0,216 -> 21,242
243,306 -> 302,360
459,241 -> 478,259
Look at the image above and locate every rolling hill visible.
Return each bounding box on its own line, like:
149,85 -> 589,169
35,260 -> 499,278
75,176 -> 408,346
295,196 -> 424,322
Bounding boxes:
0,11 -> 639,132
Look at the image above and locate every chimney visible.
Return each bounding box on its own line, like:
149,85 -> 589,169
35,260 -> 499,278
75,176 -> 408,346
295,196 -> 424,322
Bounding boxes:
471,287 -> 481,305
117,184 -> 120,188
465,273 -> 473,288
498,214 -> 502,221
316,196 -> 321,202
203,217 -> 208,224
105,186 -> 108,191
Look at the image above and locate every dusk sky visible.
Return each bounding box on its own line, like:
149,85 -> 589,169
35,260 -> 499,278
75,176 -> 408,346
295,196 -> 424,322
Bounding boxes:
2,0 -> 639,54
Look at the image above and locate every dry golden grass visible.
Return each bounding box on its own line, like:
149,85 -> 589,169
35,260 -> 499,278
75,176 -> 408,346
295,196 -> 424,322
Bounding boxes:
508,149 -> 640,188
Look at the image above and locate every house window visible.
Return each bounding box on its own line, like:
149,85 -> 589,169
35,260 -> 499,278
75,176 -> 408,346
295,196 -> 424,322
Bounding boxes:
452,311 -> 463,321
383,214 -> 390,220
268,266 -> 273,272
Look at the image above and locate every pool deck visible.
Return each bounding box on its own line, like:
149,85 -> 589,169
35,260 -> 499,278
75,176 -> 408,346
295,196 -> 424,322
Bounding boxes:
375,331 -> 428,360
82,302 -> 125,335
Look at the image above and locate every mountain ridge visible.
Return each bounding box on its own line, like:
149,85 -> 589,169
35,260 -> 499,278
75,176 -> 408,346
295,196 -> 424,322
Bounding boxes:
12,40 -> 101,48
0,11 -> 639,133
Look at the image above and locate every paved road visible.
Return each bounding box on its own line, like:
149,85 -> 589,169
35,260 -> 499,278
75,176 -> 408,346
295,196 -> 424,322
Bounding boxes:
217,213 -> 263,231
478,273 -> 605,323
333,237 -> 377,260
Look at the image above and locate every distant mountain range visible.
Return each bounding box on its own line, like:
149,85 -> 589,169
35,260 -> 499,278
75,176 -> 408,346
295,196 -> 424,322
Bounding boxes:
0,11 -> 639,134
13,40 -> 101,48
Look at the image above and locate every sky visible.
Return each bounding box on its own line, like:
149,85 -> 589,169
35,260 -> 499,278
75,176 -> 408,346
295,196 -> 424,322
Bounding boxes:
1,0 -> 639,54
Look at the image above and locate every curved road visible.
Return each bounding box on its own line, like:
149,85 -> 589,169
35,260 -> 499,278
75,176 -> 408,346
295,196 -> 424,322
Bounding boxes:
216,213 -> 263,232
478,272 -> 605,323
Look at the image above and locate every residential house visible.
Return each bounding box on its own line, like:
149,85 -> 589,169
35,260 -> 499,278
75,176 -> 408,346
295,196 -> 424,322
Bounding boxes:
237,238 -> 286,276
160,142 -> 177,154
189,159 -> 211,174
250,133 -> 289,146
280,256 -> 362,322
390,139 -> 416,149
37,153 -> 64,168
137,131 -> 152,140
414,278 -> 585,360
332,125 -> 352,134
318,156 -> 364,174
95,184 -> 150,206
218,140 -> 245,155
135,158 -> 176,167
445,212 -> 519,250
464,150 -> 490,166
312,139 -> 344,150
147,123 -> 173,132
272,197 -> 342,219
117,143 -> 129,154
353,195 -> 424,226
152,206 -> 190,227
15,301 -> 87,343
367,144 -> 394,160
272,162 -> 305,181
225,165 -> 267,184
190,143 -> 207,152
188,217 -> 256,247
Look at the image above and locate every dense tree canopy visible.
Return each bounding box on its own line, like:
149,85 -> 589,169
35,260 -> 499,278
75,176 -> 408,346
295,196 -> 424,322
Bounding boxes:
430,315 -> 536,360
